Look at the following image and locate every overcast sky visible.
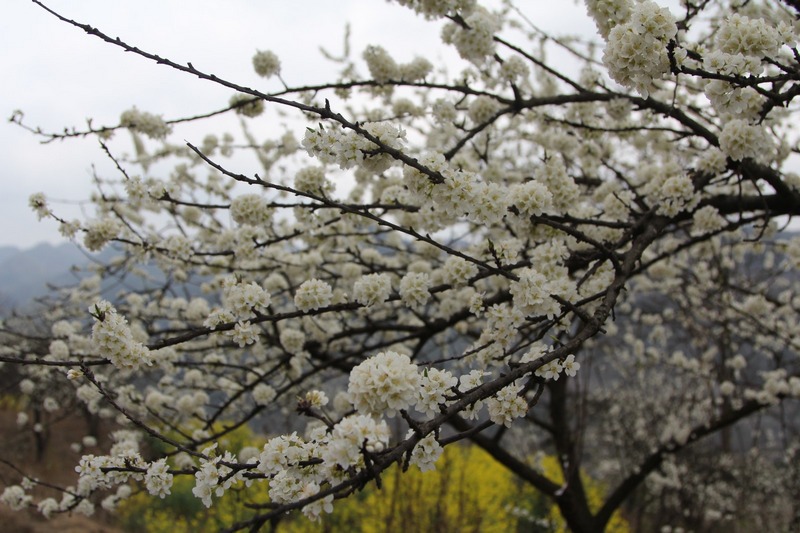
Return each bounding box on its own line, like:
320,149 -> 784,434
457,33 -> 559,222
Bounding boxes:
1,1 -> 599,249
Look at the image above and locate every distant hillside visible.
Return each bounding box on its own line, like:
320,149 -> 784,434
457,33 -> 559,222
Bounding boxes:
0,240 -> 198,315
0,246 -> 20,264
0,242 -> 93,310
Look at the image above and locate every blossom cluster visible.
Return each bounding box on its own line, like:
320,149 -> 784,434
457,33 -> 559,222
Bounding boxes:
441,7 -> 500,64
192,445 -> 246,508
252,50 -> 281,78
486,381 -> 528,427
352,273 -> 392,307
362,45 -> 433,83
348,351 -> 421,417
718,119 -> 775,163
294,279 -> 333,312
600,1 -> 677,96
90,300 -> 152,371
585,0 -> 633,39
145,458 -> 173,498
230,193 -> 272,226
230,93 -> 264,117
388,0 -> 476,20
302,122 -> 406,173
704,80 -> 763,120
119,107 -> 171,139
294,166 -> 334,196
221,277 -> 271,318
533,354 -> 580,381
509,267 -> 572,319
83,218 -> 120,252
409,432 -> 444,471
399,271 -> 431,310
715,14 -> 785,60
29,192 -> 49,220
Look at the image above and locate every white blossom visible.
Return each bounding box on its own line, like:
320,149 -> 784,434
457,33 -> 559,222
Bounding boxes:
486,381 -> 528,427
348,351 -> 420,417
145,458 -> 173,498
295,279 -> 333,312
120,107 -> 171,139
353,273 -> 392,307
408,432 -> 444,472
252,50 -> 281,78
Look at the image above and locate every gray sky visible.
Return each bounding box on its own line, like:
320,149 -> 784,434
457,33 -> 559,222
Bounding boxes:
1,1 -> 597,249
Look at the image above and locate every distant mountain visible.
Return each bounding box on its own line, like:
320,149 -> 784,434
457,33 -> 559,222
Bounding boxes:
0,242 -> 93,310
0,246 -> 20,264
0,240 -> 199,315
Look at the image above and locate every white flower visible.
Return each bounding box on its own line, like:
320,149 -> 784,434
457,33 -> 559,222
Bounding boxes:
43,397 -> 59,413
656,174 -> 697,216
486,381 -> 528,427
230,320 -> 258,347
37,497 -> 59,519
301,484 -> 334,522
223,280 -> 271,318
719,119 -> 774,163
230,93 -> 264,118
75,498 -> 95,517
601,1 -> 677,97
230,194 -> 271,226
161,234 -> 193,260
511,180 -> 553,217
399,56 -> 433,81
294,166 -> 333,196
585,0 -> 634,38
304,390 -> 329,408
416,368 -> 458,416
353,273 -> 392,307
399,272 -> 431,310
258,433 -> 309,475
1,485 -> 31,511
691,206 -> 726,235
19,379 -> 35,395
562,354 -> 580,377
468,96 -> 501,124
535,359 -> 563,381
441,256 -> 478,287
295,279 -> 333,312
716,14 -> 783,59
90,300 -> 152,371
280,328 -> 306,354
363,45 -> 399,82
252,50 -> 281,78
83,218 -> 120,252
348,351 -> 420,417
145,458 -> 173,499
408,432 -> 443,472
120,107 -> 171,139
29,192 -> 49,220
442,8 -> 499,64
509,267 -> 559,317
499,55 -> 530,83
321,414 -> 391,469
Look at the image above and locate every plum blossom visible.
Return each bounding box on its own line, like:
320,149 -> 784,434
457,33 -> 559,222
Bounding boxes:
295,279 -> 333,312
486,381 -> 528,427
348,351 -> 420,417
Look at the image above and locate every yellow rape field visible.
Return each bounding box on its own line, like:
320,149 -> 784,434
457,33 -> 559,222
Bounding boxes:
118,429 -> 629,533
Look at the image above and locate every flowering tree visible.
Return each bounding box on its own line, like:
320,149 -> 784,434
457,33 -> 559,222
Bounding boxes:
4,0 -> 800,531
